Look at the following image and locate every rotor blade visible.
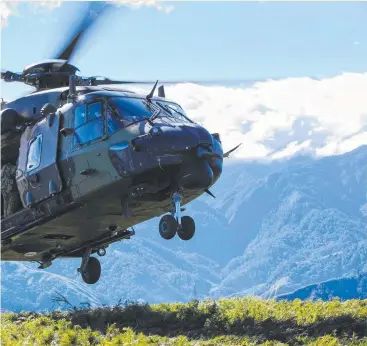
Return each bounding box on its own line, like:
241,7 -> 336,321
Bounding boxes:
54,2 -> 112,61
88,78 -> 155,86
1,70 -> 23,82
87,78 -> 279,86
223,143 -> 242,158
1,70 -> 13,80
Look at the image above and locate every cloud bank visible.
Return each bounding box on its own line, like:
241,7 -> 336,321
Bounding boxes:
147,73 -> 367,160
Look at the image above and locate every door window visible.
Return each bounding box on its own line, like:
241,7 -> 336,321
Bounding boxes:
74,104 -> 87,128
74,102 -> 104,146
26,134 -> 43,172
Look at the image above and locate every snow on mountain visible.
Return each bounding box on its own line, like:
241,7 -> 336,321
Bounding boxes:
1,146 -> 366,311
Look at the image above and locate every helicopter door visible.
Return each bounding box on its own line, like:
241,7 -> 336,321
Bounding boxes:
17,114 -> 63,206
69,101 -> 115,197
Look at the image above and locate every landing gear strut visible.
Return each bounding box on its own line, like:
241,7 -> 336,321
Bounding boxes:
158,192 -> 196,241
172,192 -> 182,225
78,248 -> 101,284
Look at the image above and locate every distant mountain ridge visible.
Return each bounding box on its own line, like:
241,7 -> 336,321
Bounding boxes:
2,145 -> 366,312
277,273 -> 367,301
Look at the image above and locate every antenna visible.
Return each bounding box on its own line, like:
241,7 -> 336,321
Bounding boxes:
158,85 -> 165,98
146,80 -> 158,101
68,75 -> 77,101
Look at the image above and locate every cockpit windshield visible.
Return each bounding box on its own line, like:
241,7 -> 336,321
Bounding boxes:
107,97 -> 192,128
154,101 -> 192,123
108,97 -> 154,124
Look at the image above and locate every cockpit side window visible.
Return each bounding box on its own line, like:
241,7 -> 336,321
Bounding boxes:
88,102 -> 102,120
73,101 -> 105,146
106,107 -> 121,135
74,104 -> 87,128
26,134 -> 43,172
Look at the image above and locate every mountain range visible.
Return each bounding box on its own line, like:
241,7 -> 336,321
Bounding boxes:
1,145 -> 366,312
277,272 -> 367,301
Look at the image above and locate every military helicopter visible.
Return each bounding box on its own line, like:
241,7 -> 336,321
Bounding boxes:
0,3 -> 240,284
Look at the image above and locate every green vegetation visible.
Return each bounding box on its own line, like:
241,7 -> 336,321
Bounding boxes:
1,297 -> 367,345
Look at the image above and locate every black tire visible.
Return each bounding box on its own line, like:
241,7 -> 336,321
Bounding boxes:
159,215 -> 178,240
177,216 -> 195,240
81,257 -> 101,284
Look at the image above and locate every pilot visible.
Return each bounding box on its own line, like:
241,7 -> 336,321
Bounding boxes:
1,162 -> 22,218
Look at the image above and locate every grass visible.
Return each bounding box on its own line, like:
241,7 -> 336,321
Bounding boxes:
1,297 -> 367,345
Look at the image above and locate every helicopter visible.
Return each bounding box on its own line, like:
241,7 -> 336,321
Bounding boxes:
0,3 -> 241,284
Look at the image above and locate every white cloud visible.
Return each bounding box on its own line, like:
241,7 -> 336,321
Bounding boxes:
0,1 -> 18,28
134,72 -> 367,161
0,0 -> 173,28
116,0 -> 174,13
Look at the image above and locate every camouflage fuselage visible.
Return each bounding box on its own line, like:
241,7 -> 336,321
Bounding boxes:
1,86 -> 223,262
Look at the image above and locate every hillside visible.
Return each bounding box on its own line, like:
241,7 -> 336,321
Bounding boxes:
212,146 -> 367,299
2,297 -> 367,345
277,273 -> 367,301
1,146 -> 367,311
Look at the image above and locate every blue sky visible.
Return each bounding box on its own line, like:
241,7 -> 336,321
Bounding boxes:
1,1 -> 366,160
1,1 -> 367,100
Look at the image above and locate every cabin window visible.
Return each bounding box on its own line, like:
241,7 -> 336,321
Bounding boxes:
73,102 -> 104,146
26,134 -> 43,172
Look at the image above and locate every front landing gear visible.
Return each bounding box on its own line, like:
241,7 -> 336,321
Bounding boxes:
159,215 -> 177,240
178,216 -> 195,240
158,192 -> 196,241
78,248 -> 101,284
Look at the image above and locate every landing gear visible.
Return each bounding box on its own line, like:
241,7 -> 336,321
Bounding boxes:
177,216 -> 195,240
172,192 -> 183,225
158,192 -> 196,241
159,215 -> 177,239
81,257 -> 101,284
78,248 -> 101,284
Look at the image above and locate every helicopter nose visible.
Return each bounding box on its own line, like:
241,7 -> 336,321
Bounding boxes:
176,126 -> 223,190
179,123 -> 214,148
113,122 -> 223,190
131,122 -> 215,154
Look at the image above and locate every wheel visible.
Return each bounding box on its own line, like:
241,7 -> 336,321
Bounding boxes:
177,216 -> 195,240
159,215 -> 178,240
81,257 -> 101,284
